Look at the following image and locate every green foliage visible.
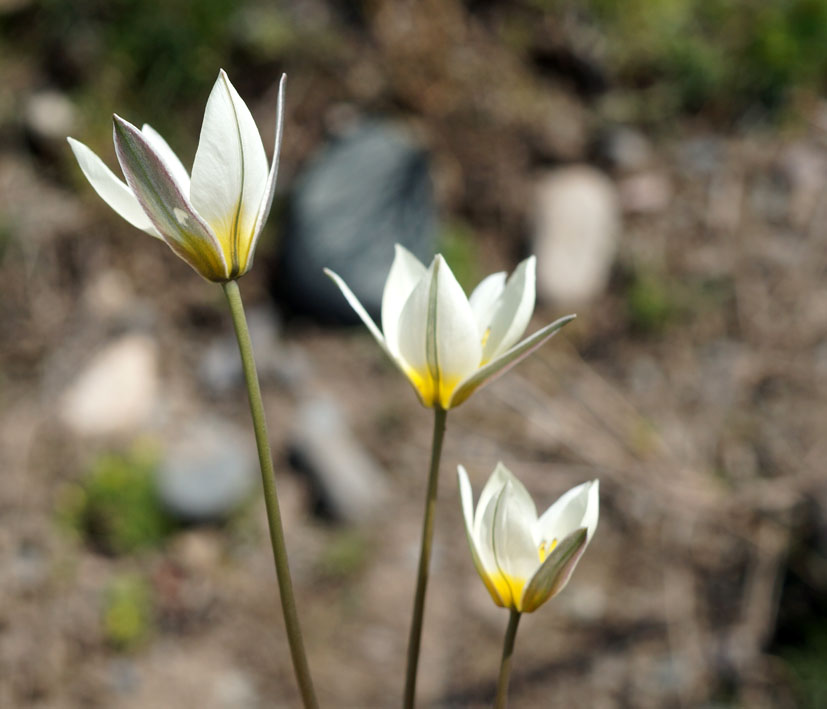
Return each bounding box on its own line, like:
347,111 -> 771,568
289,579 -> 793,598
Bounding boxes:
59,445 -> 174,555
553,0 -> 827,118
781,618 -> 827,708
316,531 -> 369,580
102,572 -> 153,649
437,220 -> 481,293
625,268 -> 678,334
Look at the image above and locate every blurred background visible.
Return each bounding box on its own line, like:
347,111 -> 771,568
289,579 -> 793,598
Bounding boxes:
2,0 -> 827,706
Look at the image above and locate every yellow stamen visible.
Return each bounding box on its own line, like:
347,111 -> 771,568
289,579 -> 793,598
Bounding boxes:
538,538 -> 558,563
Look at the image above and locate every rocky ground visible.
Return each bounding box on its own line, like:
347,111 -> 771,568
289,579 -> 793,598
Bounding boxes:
2,1 -> 827,707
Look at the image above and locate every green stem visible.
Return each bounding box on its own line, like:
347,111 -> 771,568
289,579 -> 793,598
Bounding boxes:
403,406 -> 448,709
221,280 -> 319,709
494,610 -> 522,709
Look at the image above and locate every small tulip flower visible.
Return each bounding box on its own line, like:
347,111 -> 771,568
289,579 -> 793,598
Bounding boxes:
458,463 -> 599,613
325,246 -> 574,409
68,70 -> 285,282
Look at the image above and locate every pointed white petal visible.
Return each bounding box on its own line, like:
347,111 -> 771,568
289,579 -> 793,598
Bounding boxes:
396,259 -> 436,399
323,268 -> 389,356
140,124 -> 190,193
190,70 -> 268,273
449,313 -> 576,407
458,466 -> 504,606
492,481 -> 542,608
468,271 -> 506,334
113,115 -> 228,280
536,479 -> 600,545
382,244 -> 427,356
250,73 -> 287,261
427,255 -> 483,407
521,527 -> 588,612
67,137 -> 160,238
472,462 -> 511,543
482,256 -> 536,362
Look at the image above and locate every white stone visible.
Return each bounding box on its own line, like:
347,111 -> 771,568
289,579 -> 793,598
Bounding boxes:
59,334 -> 159,436
532,165 -> 621,305
24,90 -> 77,141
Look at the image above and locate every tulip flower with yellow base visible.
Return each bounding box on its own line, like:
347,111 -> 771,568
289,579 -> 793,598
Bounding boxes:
458,463 -> 599,708
68,69 -> 285,283
327,247 -> 576,707
67,73 -> 318,708
325,245 -> 575,409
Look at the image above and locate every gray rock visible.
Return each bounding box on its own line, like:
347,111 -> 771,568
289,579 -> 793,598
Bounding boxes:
598,126 -> 653,173
278,120 -> 436,321
532,165 -> 621,305
199,305 -> 283,396
289,396 -> 389,524
156,418 -> 256,522
58,334 -> 160,437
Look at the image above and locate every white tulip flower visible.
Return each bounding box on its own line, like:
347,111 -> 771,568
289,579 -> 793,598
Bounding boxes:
325,246 -> 574,409
68,70 -> 285,282
458,463 -> 599,613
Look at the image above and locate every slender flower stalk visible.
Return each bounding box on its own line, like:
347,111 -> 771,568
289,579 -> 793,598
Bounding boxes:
494,609 -> 521,709
327,248 -> 576,706
222,280 -> 318,709
403,406 -> 447,709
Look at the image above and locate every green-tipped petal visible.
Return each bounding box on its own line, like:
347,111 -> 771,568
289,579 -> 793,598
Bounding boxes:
482,256 -> 536,362
449,313 -> 576,407
67,137 -> 160,238
521,527 -> 588,613
112,115 -> 228,281
190,69 -> 268,276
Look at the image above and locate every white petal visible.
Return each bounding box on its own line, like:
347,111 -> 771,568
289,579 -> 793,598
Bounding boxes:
450,313 -> 576,407
140,124 -> 190,193
323,269 -> 389,356
492,481 -> 542,603
382,244 -> 427,356
482,256 -> 536,362
458,466 -> 504,605
536,480 -> 600,546
468,271 -> 506,334
473,462 -> 510,543
396,255 -> 481,407
67,137 -> 160,238
250,73 -> 287,259
113,115 -> 228,280
190,70 -> 268,271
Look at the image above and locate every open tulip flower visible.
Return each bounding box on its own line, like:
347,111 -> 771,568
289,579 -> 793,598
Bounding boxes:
325,246 -> 575,409
458,463 -> 599,613
68,70 -> 285,282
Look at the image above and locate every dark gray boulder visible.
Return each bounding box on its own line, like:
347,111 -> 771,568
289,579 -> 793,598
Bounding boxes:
278,120 -> 436,322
